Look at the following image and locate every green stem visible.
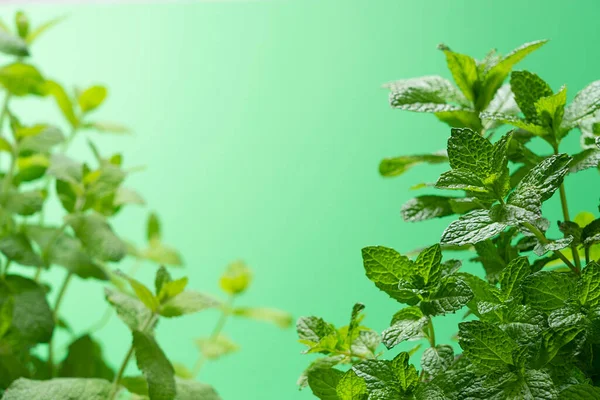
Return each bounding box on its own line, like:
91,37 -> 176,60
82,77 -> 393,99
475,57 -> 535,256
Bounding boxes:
2,259 -> 11,277
523,221 -> 580,275
48,270 -> 74,376
109,313 -> 157,400
585,247 -> 591,264
0,93 -> 11,127
558,183 -> 582,269
427,317 -> 436,348
192,295 -> 234,378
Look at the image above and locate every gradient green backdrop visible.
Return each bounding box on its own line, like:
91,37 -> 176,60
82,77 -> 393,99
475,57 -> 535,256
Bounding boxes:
2,0 -> 600,398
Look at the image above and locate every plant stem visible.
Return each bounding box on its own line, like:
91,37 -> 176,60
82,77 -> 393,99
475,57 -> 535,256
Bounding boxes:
427,317 -> 436,348
523,221 -> 580,275
109,313 -> 156,400
0,92 -> 11,127
192,295 -> 234,378
2,259 -> 11,277
585,247 -> 591,264
47,270 -> 73,376
558,183 -> 583,269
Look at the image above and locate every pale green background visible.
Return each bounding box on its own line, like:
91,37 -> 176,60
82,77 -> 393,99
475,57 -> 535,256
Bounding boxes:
2,0 -> 600,398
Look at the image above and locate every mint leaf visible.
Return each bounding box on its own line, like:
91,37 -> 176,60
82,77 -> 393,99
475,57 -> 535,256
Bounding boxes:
104,288 -> 152,331
0,30 -> 29,56
352,360 -> 400,399
115,271 -> 160,312
439,48 -> 478,102
435,110 -> 482,130
66,213 -> 127,262
420,276 -> 473,316
562,80 -> 600,129
533,236 -> 573,256
578,261 -> 600,308
133,330 -> 176,400
421,345 -> 454,377
0,233 -> 43,267
174,378 -> 222,400
508,153 -> 571,203
510,71 -> 553,122
196,335 -> 238,360
522,271 -> 575,311
558,384 -> 600,399
458,320 -> 516,372
232,307 -> 292,328
441,209 -> 506,246
401,195 -> 454,222
17,125 -> 64,154
159,291 -> 219,318
569,149 -> 600,173
415,244 -> 442,285
78,85 -> 107,113
499,256 -> 531,301
58,335 -> 114,380
479,111 -> 549,136
379,154 -> 447,177
2,378 -> 112,400
535,86 -> 567,130
447,128 -> 493,176
385,76 -> 469,112
361,246 -> 418,303
336,370 -> 366,400
307,368 -> 343,400
381,307 -> 427,349
501,370 -> 557,400
391,352 -> 418,393
435,169 -> 489,193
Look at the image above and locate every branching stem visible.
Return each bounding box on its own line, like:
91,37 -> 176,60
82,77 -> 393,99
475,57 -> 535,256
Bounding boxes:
523,221 -> 580,275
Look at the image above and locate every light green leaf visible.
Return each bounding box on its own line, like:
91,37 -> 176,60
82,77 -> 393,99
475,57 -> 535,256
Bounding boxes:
17,125 -> 64,154
401,195 -> 455,222
440,47 -> 478,102
2,378 -> 112,400
157,277 -> 188,303
219,260 -> 251,295
1,189 -> 45,216
26,15 -> 66,44
154,266 -> 172,296
66,213 -> 127,262
447,128 -> 493,176
440,209 -> 506,246
195,335 -> 238,360
297,316 -> 336,343
0,63 -> 44,96
420,276 -> 473,316
415,243 -> 442,285
479,111 -> 549,135
535,86 -> 567,129
353,360 -> 400,398
421,345 -> 454,377
83,121 -> 131,134
115,271 -> 160,312
174,378 -> 221,400
385,75 -> 469,112
379,153 -> 447,177
563,80 -> 600,129
307,368 -> 343,400
458,320 -> 516,372
0,30 -> 28,56
336,370 -> 366,400
78,85 -> 107,113
147,212 -> 161,241
114,187 -> 145,206
391,352 -> 419,393
381,307 -> 427,349
159,291 -> 219,318
133,330 -> 176,400
104,288 -> 152,331
522,271 -> 575,311
508,153 -> 571,203
435,169 -> 489,193
142,239 -> 183,267
232,306 -> 292,328
361,246 -> 418,303
44,80 -> 78,127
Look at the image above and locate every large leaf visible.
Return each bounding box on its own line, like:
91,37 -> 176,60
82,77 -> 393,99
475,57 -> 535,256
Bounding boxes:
385,75 -> 468,112
2,378 -> 112,400
522,271 -> 575,311
361,246 -> 418,303
307,368 -> 343,400
133,330 -> 176,400
441,209 -> 506,246
458,320 -> 516,373
58,335 -> 114,381
66,213 -> 127,262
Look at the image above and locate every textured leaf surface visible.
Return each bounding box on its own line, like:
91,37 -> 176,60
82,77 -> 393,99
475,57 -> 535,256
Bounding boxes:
307,368 -> 343,400
441,209 -> 506,246
421,345 -> 454,377
361,246 -> 417,303
133,330 -> 176,400
2,378 -> 111,400
511,70 -> 553,122
563,80 -> 600,129
522,271 -> 575,311
459,320 -> 516,372
336,370 -> 366,400
420,276 -> 473,316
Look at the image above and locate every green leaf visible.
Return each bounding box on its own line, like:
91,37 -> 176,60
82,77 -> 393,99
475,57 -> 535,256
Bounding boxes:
58,335 -> 114,380
297,316 -> 336,343
421,345 -> 454,377
578,261 -> 600,307
379,153 -> 447,177
155,266 -> 173,296
26,225 -> 108,280
0,63 -> 45,97
479,111 -> 549,136
83,121 -> 130,134
381,306 -> 427,349
361,246 -> 418,303
17,125 -> 64,154
174,378 -> 221,400
458,320 -> 516,373
478,40 -> 548,110
420,276 -> 473,316
508,153 -> 571,203
435,109 -> 483,131
307,368 -> 343,400
435,169 -> 489,193
2,378 -> 112,400
391,352 -> 419,393
195,335 -> 239,360
156,276 -> 187,304
534,236 -> 573,257
0,30 -> 28,56
353,360 -> 400,399
535,86 -> 567,130
47,154 -> 82,183
15,11 -> 29,39
558,384 -> 600,399
232,306 -> 292,328
115,271 -> 160,312
336,370 -> 366,400
297,355 -> 345,388
447,128 -> 493,176
563,80 -> 600,129
159,291 -> 219,318
499,256 -> 531,301
44,80 -> 78,127
133,330 -> 176,400
501,370 -> 558,400
522,271 -> 575,311
66,213 -> 127,262
219,260 -> 251,295
510,70 -> 553,122
1,189 -> 45,216
142,239 -> 183,267
569,149 -> 600,173
104,288 -> 152,331
78,85 -> 107,112
0,233 -> 43,267
26,15 -> 66,44
415,243 -> 442,285
0,275 -> 54,345
385,75 -> 468,112
441,209 -> 506,246
440,47 -> 478,102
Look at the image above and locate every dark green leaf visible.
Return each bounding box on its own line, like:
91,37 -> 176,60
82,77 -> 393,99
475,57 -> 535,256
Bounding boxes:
459,320 -> 516,372
0,30 -> 28,56
421,345 -> 454,377
522,271 -> 575,311
510,71 -> 553,122
579,261 -> 600,308
58,335 -> 114,380
558,384 -> 600,399
499,256 -> 530,300
0,233 -> 42,267
66,213 -> 127,262
420,276 -> 473,316
307,368 -> 343,400
441,209 -> 506,246
133,330 -> 176,400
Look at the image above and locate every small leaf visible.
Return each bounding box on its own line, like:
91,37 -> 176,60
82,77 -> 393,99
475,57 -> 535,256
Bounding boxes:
174,378 -> 221,400
0,30 -> 28,56
0,233 -> 43,267
441,209 -> 506,246
379,153 -> 447,177
297,316 -> 336,343
66,213 -> 127,262
420,276 -> 473,316
440,47 -> 478,102
1,189 -> 45,216
401,195 -> 454,222
391,352 -> 419,393
115,271 -> 160,312
361,246 -> 418,303
44,80 -> 78,127
147,212 -> 161,241
195,335 -> 239,360
385,75 -> 468,112
232,307 -> 292,328
159,291 -> 219,318
78,85 -> 107,112
219,260 -> 252,295
58,335 -> 114,380
157,277 -> 188,303
563,80 -> 600,129
510,70 -> 553,122
17,125 -> 64,154
154,266 -> 173,296
0,63 -> 44,96
421,345 -> 454,377
415,243 -> 442,285
133,330 -> 176,400
142,239 -> 183,267
104,288 -> 152,331
381,307 -> 427,349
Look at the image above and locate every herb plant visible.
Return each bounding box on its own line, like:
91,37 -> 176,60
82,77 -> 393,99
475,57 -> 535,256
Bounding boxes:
297,40 -> 600,399
0,11 -> 290,400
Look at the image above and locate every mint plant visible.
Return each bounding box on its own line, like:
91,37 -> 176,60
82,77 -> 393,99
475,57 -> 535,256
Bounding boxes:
0,11 -> 290,400
297,40 -> 600,399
